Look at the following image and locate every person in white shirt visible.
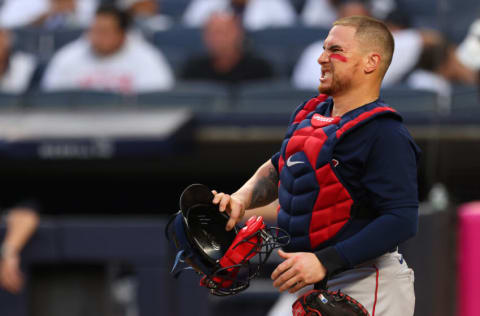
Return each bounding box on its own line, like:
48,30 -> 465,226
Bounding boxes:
41,5 -> 174,94
456,19 -> 480,72
406,35 -> 453,110
0,0 -> 98,29
407,32 -> 477,112
0,29 -> 36,94
182,0 -> 297,31
301,0 -> 399,28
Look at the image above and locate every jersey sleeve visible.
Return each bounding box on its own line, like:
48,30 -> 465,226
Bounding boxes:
362,119 -> 420,211
271,152 -> 280,172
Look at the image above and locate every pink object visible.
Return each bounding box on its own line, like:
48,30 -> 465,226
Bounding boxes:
457,202 -> 480,316
330,53 -> 348,62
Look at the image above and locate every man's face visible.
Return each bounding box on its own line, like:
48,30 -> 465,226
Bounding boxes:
130,0 -> 158,16
317,25 -> 363,95
51,0 -> 75,13
204,15 -> 242,57
88,14 -> 126,57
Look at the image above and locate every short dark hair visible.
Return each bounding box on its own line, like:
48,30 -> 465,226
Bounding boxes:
333,15 -> 395,77
95,5 -> 131,31
417,35 -> 449,72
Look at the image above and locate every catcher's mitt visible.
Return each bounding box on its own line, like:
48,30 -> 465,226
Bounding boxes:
292,289 -> 370,316
165,184 -> 290,296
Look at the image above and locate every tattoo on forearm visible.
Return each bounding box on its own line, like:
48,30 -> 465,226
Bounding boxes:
250,165 -> 279,209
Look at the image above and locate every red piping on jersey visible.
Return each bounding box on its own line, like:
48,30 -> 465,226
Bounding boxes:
278,155 -> 284,174
372,264 -> 379,316
336,106 -> 396,138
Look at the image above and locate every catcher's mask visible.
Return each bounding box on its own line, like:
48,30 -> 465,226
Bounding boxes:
165,184 -> 290,296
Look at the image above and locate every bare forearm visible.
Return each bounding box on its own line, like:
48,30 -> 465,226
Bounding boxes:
233,160 -> 279,210
2,208 -> 40,254
244,200 -> 279,223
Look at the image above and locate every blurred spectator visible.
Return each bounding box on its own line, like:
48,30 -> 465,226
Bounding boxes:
301,0 -> 336,28
0,0 -> 98,29
41,5 -> 174,94
457,19 -> 480,72
0,0 -> 47,29
182,0 -> 297,31
385,9 -> 473,87
301,0 -> 396,28
406,34 -> 452,100
0,205 -> 40,294
0,29 -> 36,94
291,40 -> 324,90
118,0 -> 173,33
181,13 -> 273,84
34,0 -> 99,29
381,8 -> 424,86
406,33 -> 476,109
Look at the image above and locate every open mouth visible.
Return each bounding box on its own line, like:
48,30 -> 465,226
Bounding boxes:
320,69 -> 331,82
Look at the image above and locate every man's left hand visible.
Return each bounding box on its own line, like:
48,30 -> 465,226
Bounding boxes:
271,249 -> 326,293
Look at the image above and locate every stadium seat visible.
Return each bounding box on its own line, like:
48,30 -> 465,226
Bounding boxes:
235,83 -> 442,123
0,93 -> 23,109
53,29 -> 84,51
399,0 -> 479,43
380,86 -> 438,114
289,0 -> 308,13
159,46 -> 190,76
400,0 -> 441,30
234,80 -> 317,113
27,61 -> 50,92
153,26 -> 206,56
248,26 -> 328,76
152,27 -> 206,75
245,44 -> 291,78
12,27 -> 84,61
451,85 -> 479,109
161,0 -> 191,20
448,85 -> 480,123
248,26 -> 328,50
24,90 -> 125,108
134,81 -> 230,111
441,0 -> 480,44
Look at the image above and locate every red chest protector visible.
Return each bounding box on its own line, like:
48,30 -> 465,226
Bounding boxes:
276,95 -> 398,251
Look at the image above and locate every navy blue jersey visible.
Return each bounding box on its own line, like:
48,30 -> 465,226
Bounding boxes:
272,98 -> 420,274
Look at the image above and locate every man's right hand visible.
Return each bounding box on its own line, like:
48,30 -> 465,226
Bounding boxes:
0,250 -> 24,294
211,191 -> 246,231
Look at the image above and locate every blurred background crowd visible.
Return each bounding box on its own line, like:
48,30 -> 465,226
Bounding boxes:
0,0 -> 479,316
0,0 -> 478,96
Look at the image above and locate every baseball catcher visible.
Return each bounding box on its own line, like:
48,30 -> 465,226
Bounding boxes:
165,183 -> 289,296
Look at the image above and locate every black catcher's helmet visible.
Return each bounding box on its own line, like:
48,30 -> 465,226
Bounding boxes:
165,184 -> 289,296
